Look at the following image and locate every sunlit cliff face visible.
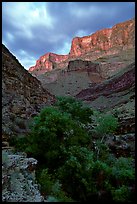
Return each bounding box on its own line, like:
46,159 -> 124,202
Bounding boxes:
29,18 -> 135,76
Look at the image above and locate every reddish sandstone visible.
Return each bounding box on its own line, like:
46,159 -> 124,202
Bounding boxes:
29,18 -> 135,76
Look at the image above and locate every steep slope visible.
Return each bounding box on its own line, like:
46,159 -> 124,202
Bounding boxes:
76,62 -> 135,134
76,62 -> 135,102
2,44 -> 55,141
29,18 -> 135,76
38,60 -> 104,96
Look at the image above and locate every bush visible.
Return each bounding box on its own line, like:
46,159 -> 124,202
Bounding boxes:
111,185 -> 131,202
111,157 -> 135,187
55,96 -> 93,124
92,113 -> 118,137
24,106 -> 90,168
38,168 -> 54,195
37,168 -> 73,202
57,146 -> 96,201
9,136 -> 29,152
93,140 -> 110,161
56,148 -> 135,202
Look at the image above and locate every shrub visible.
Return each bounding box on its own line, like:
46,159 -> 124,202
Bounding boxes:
92,113 -> 118,137
57,146 -> 96,201
93,140 -> 110,161
38,168 -> 73,202
57,148 -> 135,202
55,96 -> 93,124
111,185 -> 131,202
9,136 -> 29,152
111,157 -> 135,187
38,168 -> 54,195
25,106 -> 90,168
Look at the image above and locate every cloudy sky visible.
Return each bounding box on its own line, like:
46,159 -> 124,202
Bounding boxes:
2,2 -> 135,70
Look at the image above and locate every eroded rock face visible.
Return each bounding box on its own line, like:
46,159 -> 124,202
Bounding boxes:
29,52 -> 69,76
29,18 -> 135,76
2,150 -> 44,202
69,18 -> 135,58
2,44 -> 55,139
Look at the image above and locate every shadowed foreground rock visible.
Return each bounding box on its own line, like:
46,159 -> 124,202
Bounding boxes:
2,150 -> 45,202
2,44 -> 56,203
2,44 -> 55,140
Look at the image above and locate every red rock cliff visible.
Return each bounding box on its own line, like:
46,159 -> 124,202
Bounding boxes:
29,18 -> 135,76
69,18 -> 135,57
29,53 -> 68,75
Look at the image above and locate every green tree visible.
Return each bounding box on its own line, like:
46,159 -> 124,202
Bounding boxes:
93,113 -> 118,136
55,96 -> 93,124
25,106 -> 90,168
57,146 -> 96,201
92,113 -> 118,159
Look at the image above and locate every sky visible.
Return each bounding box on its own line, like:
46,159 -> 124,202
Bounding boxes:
2,2 -> 135,70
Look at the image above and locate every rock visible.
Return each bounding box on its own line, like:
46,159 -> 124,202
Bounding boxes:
2,44 -> 55,139
69,18 -> 134,58
2,150 -> 44,202
106,133 -> 135,158
117,115 -> 135,134
76,62 -> 135,102
29,18 -> 134,76
29,52 -> 69,76
67,59 -> 100,73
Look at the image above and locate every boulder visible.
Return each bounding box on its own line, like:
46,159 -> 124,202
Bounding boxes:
2,150 -> 44,202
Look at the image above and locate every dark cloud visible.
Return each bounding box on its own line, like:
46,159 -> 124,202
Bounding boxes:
2,2 -> 135,69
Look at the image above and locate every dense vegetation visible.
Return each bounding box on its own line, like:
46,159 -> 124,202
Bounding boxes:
11,96 -> 135,202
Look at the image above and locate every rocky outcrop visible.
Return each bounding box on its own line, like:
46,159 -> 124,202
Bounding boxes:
29,18 -> 135,76
2,150 -> 44,202
2,44 -> 55,139
67,59 -> 100,73
29,52 -> 68,76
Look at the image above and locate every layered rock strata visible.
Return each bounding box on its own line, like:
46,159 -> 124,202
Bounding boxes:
76,62 -> 135,101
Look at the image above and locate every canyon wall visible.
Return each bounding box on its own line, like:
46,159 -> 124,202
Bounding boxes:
29,18 -> 135,76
